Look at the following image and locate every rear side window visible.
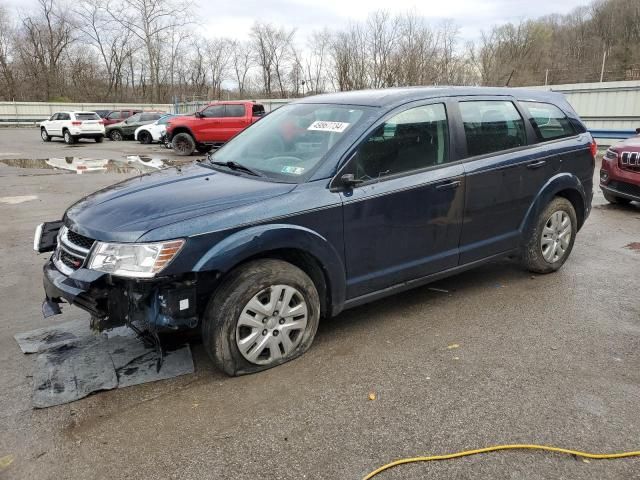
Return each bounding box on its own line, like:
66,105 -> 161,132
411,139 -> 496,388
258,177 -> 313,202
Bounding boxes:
353,103 -> 449,181
202,105 -> 225,118
140,112 -> 161,121
107,111 -> 122,120
75,113 -> 100,121
58,113 -> 71,121
521,101 -> 575,141
459,100 -> 526,156
157,115 -> 172,125
225,105 -> 246,117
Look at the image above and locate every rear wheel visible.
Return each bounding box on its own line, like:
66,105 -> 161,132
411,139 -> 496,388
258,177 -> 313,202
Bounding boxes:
521,197 -> 577,274
63,130 -> 76,145
603,191 -> 631,205
40,128 -> 51,142
109,130 -> 123,141
172,132 -> 196,156
138,131 -> 152,144
202,259 -> 321,376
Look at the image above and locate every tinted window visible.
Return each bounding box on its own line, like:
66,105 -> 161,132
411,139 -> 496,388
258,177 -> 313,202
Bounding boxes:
75,113 -> 100,121
253,104 -> 265,117
58,113 -> 71,121
140,112 -> 161,121
50,113 -> 59,121
107,111 -> 122,120
202,105 -> 225,118
225,105 -> 245,117
521,101 -> 575,141
352,104 -> 449,182
459,100 -> 526,156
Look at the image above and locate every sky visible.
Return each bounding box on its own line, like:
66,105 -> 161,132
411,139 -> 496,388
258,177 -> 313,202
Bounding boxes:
194,0 -> 592,42
4,0 -> 593,43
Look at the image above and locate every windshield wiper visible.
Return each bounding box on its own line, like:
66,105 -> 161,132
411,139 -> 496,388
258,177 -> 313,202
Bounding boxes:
209,160 -> 264,177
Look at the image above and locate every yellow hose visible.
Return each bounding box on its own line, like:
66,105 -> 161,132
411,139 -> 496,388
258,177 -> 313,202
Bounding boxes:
363,444 -> 640,479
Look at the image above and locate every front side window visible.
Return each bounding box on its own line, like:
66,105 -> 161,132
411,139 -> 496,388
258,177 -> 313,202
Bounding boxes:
225,105 -> 246,117
210,103 -> 369,182
157,115 -> 173,125
351,103 -> 449,182
521,101 -> 575,141
459,100 -> 526,156
58,113 -> 70,121
202,105 -> 225,118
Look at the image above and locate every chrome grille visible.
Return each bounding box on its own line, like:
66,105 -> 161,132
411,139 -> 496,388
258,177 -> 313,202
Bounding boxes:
620,151 -> 640,173
53,226 -> 95,275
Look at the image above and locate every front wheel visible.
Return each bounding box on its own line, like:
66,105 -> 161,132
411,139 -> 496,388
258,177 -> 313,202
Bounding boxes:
202,259 -> 321,376
109,130 -> 123,141
521,197 -> 577,274
172,133 -> 195,156
41,128 -> 51,142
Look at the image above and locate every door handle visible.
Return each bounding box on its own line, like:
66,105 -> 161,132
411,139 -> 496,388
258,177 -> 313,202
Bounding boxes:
435,180 -> 461,190
527,160 -> 546,169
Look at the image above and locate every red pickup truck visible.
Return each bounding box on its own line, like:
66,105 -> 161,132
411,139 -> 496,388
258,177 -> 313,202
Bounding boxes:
166,101 -> 265,155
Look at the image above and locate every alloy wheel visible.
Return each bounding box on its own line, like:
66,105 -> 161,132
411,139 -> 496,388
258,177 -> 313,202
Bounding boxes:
540,210 -> 572,263
235,285 -> 309,365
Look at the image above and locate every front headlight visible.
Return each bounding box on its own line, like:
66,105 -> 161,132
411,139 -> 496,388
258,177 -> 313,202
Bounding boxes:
87,239 -> 184,278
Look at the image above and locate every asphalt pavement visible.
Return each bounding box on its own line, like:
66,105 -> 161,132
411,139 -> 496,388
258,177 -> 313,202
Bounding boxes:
0,127 -> 639,480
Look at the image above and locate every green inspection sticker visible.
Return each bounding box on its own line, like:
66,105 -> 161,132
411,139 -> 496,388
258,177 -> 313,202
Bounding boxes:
281,166 -> 305,175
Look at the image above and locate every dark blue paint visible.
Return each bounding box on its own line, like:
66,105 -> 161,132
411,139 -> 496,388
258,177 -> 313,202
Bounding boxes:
58,87 -> 594,318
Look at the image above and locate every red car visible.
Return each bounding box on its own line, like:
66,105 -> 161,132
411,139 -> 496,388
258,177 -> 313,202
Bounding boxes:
600,128 -> 640,204
166,101 -> 265,155
102,109 -> 142,126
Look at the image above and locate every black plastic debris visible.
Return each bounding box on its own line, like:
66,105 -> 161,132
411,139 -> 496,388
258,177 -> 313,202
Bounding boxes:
16,320 -> 194,408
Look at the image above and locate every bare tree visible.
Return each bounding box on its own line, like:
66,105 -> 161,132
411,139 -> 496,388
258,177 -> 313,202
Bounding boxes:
107,0 -> 193,102
0,4 -> 16,99
230,40 -> 253,97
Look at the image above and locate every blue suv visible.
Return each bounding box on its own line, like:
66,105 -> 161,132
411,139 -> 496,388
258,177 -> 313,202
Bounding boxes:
35,87 -> 595,375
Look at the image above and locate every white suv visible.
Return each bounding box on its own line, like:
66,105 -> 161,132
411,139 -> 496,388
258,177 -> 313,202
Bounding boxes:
134,114 -> 176,144
40,111 -> 105,144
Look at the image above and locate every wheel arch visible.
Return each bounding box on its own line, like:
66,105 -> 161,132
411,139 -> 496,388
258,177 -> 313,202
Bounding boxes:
170,126 -> 195,139
520,173 -> 587,239
192,224 -> 346,317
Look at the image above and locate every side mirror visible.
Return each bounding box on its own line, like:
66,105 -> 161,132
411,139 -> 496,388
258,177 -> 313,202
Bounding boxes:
341,173 -> 363,187
636,127 -> 640,135
195,111 -> 203,118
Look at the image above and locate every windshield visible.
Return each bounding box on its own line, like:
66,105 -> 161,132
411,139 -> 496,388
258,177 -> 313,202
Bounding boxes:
209,103 -> 368,182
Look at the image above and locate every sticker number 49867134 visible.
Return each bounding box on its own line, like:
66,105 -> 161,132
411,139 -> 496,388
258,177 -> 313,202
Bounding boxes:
307,121 -> 350,133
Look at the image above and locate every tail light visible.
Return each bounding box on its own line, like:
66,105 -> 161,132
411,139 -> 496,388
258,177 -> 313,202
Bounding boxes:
71,121 -> 82,126
590,139 -> 598,158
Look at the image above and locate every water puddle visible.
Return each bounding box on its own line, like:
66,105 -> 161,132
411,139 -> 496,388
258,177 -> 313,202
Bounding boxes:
0,156 -> 192,174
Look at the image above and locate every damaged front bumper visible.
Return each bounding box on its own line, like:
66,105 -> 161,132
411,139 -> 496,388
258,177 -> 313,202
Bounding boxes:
43,259 -> 200,332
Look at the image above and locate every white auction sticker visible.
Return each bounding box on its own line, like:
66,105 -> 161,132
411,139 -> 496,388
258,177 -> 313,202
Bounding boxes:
307,121 -> 350,133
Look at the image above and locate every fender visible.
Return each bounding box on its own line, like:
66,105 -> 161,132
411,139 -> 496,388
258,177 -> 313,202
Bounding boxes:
193,224 -> 347,315
520,172 -> 586,239
169,125 -> 196,141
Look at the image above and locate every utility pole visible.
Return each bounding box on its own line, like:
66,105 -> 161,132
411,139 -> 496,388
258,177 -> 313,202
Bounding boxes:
544,69 -> 549,86
600,49 -> 607,83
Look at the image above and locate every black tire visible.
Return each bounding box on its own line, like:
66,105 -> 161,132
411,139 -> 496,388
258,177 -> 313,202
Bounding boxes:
202,259 -> 321,376
109,130 -> 123,141
521,197 -> 578,274
603,191 -> 631,205
172,132 -> 195,156
40,128 -> 51,142
95,136 -> 104,143
63,130 -> 76,145
196,144 -> 213,154
138,131 -> 152,144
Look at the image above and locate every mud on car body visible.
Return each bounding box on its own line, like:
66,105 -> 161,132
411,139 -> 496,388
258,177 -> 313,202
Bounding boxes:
35,87 -> 595,376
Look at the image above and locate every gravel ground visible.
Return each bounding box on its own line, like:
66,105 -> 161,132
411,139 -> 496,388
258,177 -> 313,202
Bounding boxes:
0,128 -> 639,480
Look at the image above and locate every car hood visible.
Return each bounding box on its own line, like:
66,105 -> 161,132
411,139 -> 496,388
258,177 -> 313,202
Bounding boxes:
612,135 -> 640,151
64,163 -> 296,242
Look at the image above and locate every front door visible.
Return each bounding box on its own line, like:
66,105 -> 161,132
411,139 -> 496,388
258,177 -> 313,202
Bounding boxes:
200,104 -> 225,141
339,102 -> 465,299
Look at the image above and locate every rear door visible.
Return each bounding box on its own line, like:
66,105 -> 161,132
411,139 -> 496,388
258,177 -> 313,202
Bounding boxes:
339,101 -> 465,299
454,97 -> 547,263
220,104 -> 250,141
